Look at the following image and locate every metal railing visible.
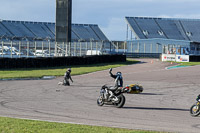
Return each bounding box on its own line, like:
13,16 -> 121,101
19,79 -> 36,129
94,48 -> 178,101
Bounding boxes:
0,40 -> 109,58
0,40 -> 165,58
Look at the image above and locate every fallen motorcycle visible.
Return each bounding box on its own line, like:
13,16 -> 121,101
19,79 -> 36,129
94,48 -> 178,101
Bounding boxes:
190,94 -> 200,117
125,84 -> 143,94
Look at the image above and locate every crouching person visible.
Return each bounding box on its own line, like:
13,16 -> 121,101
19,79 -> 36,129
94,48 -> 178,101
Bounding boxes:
63,68 -> 73,86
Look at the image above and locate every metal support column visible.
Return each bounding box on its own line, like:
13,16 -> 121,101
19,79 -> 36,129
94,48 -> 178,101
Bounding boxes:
117,42 -> 119,53
35,41 -> 37,56
55,42 -> 57,57
124,41 -> 126,53
131,42 -> 133,53
62,42 -> 65,56
80,42 -> 82,56
42,41 -> 44,57
11,41 -> 13,58
49,41 -> 51,57
19,41 -> 21,58
69,42 -> 71,56
27,41 -> 29,57
1,41 -> 3,58
65,43 -> 68,57
91,41 -> 92,55
96,42 -> 98,55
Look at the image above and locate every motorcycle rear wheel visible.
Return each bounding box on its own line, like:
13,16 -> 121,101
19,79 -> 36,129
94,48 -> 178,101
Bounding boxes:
190,103 -> 200,117
114,94 -> 126,108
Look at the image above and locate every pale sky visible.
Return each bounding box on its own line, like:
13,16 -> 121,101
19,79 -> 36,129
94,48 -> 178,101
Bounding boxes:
0,0 -> 200,40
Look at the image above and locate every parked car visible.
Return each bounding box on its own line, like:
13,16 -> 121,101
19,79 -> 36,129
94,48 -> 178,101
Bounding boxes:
21,49 -> 34,56
34,50 -> 49,57
86,50 -> 102,55
0,49 -> 6,55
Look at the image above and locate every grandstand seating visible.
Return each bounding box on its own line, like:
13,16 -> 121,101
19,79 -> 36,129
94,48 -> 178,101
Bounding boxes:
24,22 -> 54,39
125,17 -> 146,39
2,21 -> 35,38
72,24 -> 95,41
126,17 -> 200,42
90,25 -> 109,41
155,19 -> 184,40
0,20 -> 109,42
0,23 -> 13,37
134,17 -> 166,39
180,20 -> 200,42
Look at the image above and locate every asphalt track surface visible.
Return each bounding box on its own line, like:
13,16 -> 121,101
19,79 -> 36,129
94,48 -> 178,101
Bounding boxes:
1,59 -> 200,133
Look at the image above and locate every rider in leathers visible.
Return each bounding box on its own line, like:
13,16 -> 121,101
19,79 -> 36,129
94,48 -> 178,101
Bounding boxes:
109,68 -> 123,91
63,68 -> 73,86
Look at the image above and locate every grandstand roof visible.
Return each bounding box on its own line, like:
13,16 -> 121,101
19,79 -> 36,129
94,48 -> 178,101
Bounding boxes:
125,17 -> 200,42
0,20 -> 109,42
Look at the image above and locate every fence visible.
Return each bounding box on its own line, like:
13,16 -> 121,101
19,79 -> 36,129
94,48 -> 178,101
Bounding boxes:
0,40 -> 164,58
111,41 -> 162,58
0,40 -> 110,58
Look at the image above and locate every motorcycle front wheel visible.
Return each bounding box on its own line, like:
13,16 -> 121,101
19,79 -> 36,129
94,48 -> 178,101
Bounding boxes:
190,103 -> 200,117
97,96 -> 104,106
114,94 -> 126,108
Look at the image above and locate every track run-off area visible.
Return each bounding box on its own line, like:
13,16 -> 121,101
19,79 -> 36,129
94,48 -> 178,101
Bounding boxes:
0,59 -> 200,133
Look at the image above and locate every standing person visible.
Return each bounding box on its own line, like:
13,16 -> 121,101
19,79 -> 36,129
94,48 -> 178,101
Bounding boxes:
63,68 -> 73,86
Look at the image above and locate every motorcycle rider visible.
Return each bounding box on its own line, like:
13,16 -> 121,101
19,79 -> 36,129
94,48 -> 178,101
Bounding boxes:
107,68 -> 123,99
63,68 -> 73,86
109,68 -> 123,87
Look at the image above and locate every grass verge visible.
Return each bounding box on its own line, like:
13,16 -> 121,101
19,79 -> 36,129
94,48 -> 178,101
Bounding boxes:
178,62 -> 200,66
0,59 -> 139,79
0,117 -> 164,133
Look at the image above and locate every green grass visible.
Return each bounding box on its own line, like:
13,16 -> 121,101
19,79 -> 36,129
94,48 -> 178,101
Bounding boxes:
178,62 -> 200,66
168,61 -> 200,66
0,59 -> 139,79
0,117 -> 164,133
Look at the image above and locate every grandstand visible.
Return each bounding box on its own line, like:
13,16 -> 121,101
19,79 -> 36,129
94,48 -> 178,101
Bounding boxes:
125,17 -> 200,60
0,19 -> 112,58
125,17 -> 200,42
0,20 -> 109,42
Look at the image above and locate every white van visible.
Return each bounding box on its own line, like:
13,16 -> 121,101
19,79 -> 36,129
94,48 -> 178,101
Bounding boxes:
34,50 -> 48,57
86,50 -> 102,55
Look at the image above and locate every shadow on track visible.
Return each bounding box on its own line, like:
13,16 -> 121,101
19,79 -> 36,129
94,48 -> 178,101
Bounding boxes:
69,85 -> 100,88
137,93 -> 163,95
123,106 -> 189,112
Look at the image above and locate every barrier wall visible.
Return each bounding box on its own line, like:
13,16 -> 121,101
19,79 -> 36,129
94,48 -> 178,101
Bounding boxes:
161,54 -> 190,62
190,56 -> 200,62
161,55 -> 200,62
126,53 -> 161,58
0,55 -> 126,69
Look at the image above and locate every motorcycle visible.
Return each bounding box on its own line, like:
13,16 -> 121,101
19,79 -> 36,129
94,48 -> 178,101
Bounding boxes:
97,85 -> 126,108
125,84 -> 143,94
190,94 -> 200,117
97,69 -> 143,108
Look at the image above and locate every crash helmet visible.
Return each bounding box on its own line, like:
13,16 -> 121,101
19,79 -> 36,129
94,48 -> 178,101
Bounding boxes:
67,68 -> 71,72
116,72 -> 122,76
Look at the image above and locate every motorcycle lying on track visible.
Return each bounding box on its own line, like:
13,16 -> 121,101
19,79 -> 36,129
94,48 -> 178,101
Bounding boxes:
190,94 -> 200,117
97,69 -> 143,108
